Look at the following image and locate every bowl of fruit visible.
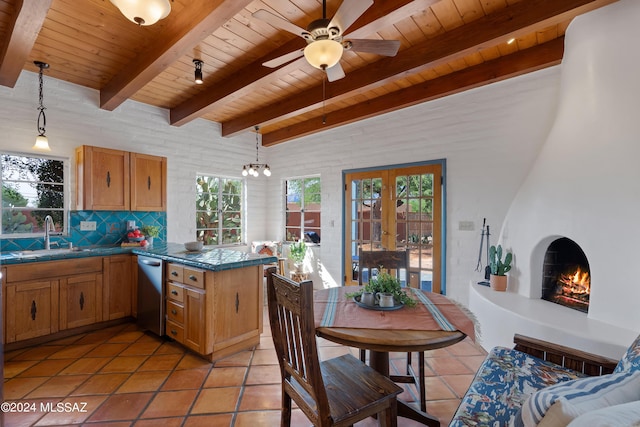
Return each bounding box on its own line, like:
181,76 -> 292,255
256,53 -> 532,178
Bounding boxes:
127,228 -> 145,242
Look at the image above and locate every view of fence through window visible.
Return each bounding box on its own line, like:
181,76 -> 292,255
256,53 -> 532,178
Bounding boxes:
1,153 -> 65,236
285,177 -> 321,242
195,175 -> 243,245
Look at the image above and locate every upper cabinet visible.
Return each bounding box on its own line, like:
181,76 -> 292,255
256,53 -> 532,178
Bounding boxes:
130,153 -> 167,211
76,145 -> 166,211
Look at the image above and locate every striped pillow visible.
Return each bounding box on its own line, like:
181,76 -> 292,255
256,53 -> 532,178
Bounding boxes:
517,371 -> 640,426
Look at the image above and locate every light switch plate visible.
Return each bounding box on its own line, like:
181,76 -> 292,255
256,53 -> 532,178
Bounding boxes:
80,220 -> 97,231
127,220 -> 136,230
458,221 -> 475,231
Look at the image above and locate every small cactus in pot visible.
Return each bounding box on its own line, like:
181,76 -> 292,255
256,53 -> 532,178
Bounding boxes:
489,244 -> 512,291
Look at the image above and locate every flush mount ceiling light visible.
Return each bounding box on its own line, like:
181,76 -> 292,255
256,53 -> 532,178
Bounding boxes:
242,126 -> 271,177
110,0 -> 171,26
33,61 -> 51,152
193,59 -> 204,84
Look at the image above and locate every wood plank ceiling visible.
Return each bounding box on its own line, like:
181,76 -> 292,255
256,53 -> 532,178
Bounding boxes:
0,0 -> 617,146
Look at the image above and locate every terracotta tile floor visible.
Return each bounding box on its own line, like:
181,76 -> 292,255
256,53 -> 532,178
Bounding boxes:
4,312 -> 487,426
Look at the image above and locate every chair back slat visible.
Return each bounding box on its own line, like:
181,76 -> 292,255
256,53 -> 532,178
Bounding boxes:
266,267 -> 330,419
358,249 -> 408,286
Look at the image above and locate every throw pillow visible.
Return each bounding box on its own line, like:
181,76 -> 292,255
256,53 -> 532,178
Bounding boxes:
615,334 -> 640,373
516,370 -> 640,426
566,401 -> 640,427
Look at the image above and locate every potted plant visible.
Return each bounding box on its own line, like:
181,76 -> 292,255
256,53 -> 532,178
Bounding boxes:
140,224 -> 160,245
346,271 -> 417,307
489,244 -> 512,291
288,239 -> 307,281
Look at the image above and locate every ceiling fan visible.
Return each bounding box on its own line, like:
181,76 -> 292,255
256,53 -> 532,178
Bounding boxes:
252,0 -> 400,82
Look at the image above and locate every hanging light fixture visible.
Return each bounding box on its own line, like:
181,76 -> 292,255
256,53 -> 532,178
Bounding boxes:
242,126 -> 271,177
193,59 -> 204,84
33,61 -> 51,152
110,0 -> 171,26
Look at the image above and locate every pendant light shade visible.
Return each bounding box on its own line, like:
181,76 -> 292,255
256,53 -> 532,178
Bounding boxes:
110,0 -> 171,26
304,39 -> 344,70
32,61 -> 51,152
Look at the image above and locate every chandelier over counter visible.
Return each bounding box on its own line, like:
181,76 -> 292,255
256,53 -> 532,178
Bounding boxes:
33,61 -> 51,152
110,0 -> 171,26
242,126 -> 271,177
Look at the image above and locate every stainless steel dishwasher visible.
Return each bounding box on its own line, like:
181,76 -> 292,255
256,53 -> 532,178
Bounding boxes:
137,255 -> 164,336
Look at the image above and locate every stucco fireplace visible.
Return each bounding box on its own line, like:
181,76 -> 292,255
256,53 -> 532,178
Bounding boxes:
469,0 -> 640,359
541,238 -> 590,313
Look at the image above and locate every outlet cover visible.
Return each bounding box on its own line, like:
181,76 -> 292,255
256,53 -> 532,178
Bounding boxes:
127,220 -> 136,230
80,221 -> 97,231
458,221 -> 475,231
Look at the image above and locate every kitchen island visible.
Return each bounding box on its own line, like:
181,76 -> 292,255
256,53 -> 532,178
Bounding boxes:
2,243 -> 277,361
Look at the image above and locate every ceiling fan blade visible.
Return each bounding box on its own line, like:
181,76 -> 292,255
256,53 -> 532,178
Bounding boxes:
325,62 -> 345,82
329,0 -> 373,35
263,49 -> 305,68
346,39 -> 400,56
252,9 -> 307,37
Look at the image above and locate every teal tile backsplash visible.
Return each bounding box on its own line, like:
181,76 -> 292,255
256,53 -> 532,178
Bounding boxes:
1,211 -> 166,252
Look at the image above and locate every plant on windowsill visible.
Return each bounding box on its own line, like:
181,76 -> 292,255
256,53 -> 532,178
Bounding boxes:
288,239 -> 307,273
346,271 -> 417,307
489,244 -> 512,292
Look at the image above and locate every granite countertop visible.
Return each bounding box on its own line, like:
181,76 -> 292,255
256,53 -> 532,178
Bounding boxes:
1,242 -> 277,271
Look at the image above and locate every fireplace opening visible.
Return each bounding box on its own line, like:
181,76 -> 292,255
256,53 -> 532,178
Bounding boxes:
541,238 -> 590,313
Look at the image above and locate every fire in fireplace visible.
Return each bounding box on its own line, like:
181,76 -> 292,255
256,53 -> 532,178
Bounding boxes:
541,238 -> 590,313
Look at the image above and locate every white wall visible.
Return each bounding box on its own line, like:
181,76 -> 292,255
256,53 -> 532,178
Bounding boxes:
0,53 -> 562,305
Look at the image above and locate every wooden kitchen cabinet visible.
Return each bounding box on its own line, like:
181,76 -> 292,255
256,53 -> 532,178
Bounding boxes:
76,145 -> 130,210
4,257 -> 103,344
166,264 -> 206,354
103,255 -> 133,320
130,153 -> 167,211
76,145 -> 166,211
165,262 -> 262,360
5,280 -> 59,343
59,273 -> 103,330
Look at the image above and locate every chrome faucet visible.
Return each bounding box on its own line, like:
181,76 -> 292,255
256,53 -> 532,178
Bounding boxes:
44,215 -> 62,250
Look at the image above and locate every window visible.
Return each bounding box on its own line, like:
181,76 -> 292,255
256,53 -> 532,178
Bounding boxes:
196,175 -> 243,245
285,177 -> 321,242
1,153 -> 66,237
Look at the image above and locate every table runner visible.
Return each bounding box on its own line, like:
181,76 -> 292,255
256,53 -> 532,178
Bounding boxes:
314,287 -> 475,341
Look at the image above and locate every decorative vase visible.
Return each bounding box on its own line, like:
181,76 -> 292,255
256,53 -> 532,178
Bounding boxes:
146,236 -> 154,246
490,274 -> 508,291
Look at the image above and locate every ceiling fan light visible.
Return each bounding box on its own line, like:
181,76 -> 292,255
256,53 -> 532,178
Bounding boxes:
110,0 -> 171,26
33,135 -> 51,151
304,39 -> 344,70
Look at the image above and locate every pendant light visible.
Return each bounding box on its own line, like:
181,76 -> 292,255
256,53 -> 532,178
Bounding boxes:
242,127 -> 271,177
110,0 -> 171,26
32,61 -> 51,152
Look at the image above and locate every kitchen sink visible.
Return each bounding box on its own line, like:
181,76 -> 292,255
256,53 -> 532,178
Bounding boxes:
9,247 -> 92,259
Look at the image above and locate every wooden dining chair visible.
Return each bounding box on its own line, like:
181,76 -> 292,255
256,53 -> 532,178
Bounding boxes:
265,267 -> 402,427
358,249 -> 428,412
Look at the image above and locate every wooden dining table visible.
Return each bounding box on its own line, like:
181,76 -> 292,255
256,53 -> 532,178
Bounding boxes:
314,287 -> 474,426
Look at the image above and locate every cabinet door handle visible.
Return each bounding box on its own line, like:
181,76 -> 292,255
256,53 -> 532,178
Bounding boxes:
106,171 -> 111,187
171,271 -> 178,276
31,300 -> 37,320
171,290 -> 178,295
79,292 -> 85,310
235,292 -> 239,313
171,309 -> 177,315
170,329 -> 177,335
147,176 -> 151,190
189,275 -> 197,282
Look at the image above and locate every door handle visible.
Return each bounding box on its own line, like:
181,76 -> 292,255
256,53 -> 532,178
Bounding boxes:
140,259 -> 162,267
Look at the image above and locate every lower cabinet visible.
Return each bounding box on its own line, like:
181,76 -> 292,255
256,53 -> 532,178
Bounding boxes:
165,262 -> 263,360
59,273 -> 103,330
5,280 -> 59,343
103,255 -> 133,320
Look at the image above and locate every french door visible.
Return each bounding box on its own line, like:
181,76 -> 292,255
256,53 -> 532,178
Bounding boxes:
344,164 -> 443,293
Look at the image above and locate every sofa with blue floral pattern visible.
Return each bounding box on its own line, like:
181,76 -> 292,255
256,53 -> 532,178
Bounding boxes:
449,333 -> 640,427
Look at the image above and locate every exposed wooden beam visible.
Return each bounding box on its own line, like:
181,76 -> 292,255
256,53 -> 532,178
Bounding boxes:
0,0 -> 52,88
99,0 -> 253,111
169,0 -> 438,126
261,38 -> 564,146
221,0 -> 605,137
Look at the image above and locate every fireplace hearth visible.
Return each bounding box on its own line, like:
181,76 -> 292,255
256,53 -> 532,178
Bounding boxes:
541,238 -> 590,313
